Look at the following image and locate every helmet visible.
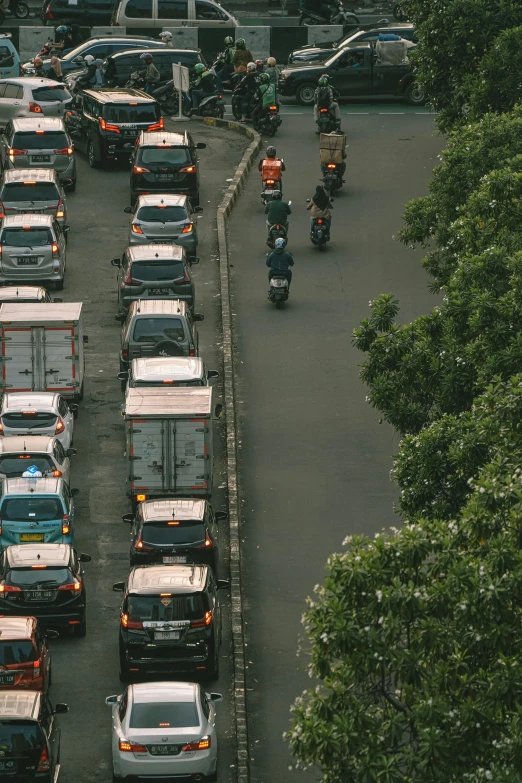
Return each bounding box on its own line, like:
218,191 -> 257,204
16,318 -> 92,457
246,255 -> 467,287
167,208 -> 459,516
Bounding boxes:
260,72 -> 270,84
255,59 -> 264,70
267,57 -> 276,67
274,238 -> 286,249
318,75 -> 330,86
56,25 -> 69,33
159,31 -> 172,41
266,145 -> 276,158
247,62 -> 256,72
224,36 -> 234,45
194,63 -> 206,75
236,38 -> 246,49
272,190 -> 282,200
84,55 -> 95,65
33,57 -> 43,67
140,52 -> 153,61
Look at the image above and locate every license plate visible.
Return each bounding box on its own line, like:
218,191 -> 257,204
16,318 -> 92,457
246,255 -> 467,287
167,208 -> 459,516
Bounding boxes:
148,288 -> 171,296
149,744 -> 179,755
124,130 -> 138,137
156,173 -> 172,180
0,675 -> 14,685
25,590 -> 53,601
0,760 -> 16,772
20,533 -> 44,542
162,555 -> 186,564
17,257 -> 38,265
154,630 -> 180,640
31,155 -> 50,162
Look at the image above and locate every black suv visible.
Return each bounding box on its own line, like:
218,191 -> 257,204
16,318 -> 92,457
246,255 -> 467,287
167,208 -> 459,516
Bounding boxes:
113,564 -> 229,681
130,130 -> 206,206
65,88 -> 162,168
42,0 -> 118,26
0,690 -> 68,782
0,543 -> 91,636
123,498 -> 226,571
105,47 -> 205,88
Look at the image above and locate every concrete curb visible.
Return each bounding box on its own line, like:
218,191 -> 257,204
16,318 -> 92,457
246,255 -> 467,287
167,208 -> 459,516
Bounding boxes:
203,116 -> 262,783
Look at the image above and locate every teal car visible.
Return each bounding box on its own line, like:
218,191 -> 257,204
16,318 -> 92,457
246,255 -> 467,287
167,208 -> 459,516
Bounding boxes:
0,34 -> 19,80
0,477 -> 79,551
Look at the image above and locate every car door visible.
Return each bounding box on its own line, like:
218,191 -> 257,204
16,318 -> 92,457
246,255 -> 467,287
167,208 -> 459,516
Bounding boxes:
41,695 -> 59,772
329,49 -> 371,96
0,83 -> 23,125
156,0 -> 188,27
58,396 -> 73,443
53,219 -> 66,261
191,0 -> 230,26
373,49 -> 410,95
0,122 -> 12,167
53,439 -> 70,482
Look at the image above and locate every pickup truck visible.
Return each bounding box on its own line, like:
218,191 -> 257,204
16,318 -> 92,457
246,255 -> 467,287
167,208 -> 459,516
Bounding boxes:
278,42 -> 425,106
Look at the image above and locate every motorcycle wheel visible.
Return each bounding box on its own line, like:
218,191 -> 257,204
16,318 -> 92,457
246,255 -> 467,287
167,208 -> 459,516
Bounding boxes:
231,100 -> 242,121
14,1 -> 29,18
318,243 -> 325,252
218,106 -> 224,119
276,300 -> 282,309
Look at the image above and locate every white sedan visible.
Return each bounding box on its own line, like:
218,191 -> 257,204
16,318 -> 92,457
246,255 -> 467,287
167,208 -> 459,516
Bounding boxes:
106,681 -> 222,782
0,392 -> 77,450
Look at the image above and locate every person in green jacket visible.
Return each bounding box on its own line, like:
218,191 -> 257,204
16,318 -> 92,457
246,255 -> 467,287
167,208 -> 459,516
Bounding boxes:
265,190 -> 291,237
217,35 -> 236,91
251,72 -> 277,128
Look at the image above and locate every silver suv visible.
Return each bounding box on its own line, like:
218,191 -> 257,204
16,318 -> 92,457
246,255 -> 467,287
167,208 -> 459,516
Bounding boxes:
0,214 -> 68,290
0,118 -> 76,191
0,169 -> 68,227
124,194 -> 203,255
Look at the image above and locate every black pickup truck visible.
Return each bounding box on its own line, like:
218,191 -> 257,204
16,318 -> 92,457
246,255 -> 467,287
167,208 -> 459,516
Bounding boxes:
278,43 -> 425,106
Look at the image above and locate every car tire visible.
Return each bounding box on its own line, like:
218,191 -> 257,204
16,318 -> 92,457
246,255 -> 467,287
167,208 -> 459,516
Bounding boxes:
405,82 -> 426,106
55,279 -> 64,291
67,180 -> 76,193
75,619 -> 86,637
88,141 -> 99,169
296,83 -> 316,106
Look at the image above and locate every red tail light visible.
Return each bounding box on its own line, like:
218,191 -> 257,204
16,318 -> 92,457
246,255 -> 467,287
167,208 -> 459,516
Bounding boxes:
320,108 -> 328,113
37,745 -> 50,772
0,584 -> 21,593
58,580 -> 81,591
62,514 -> 70,535
0,201 -> 5,219
316,219 -> 323,225
189,347 -> 195,357
275,224 -> 281,230
99,118 -> 120,133
123,271 -> 141,286
327,163 -> 337,169
179,165 -> 196,173
269,105 -> 278,111
133,165 -> 150,174
135,537 -> 153,551
55,200 -> 64,219
131,224 -> 143,235
45,3 -> 53,18
119,739 -> 148,753
55,416 -> 65,434
191,610 -> 213,628
8,148 -> 27,156
52,242 -> 59,258
147,118 -> 164,131
196,532 -> 214,549
33,658 -> 41,679
266,179 -> 275,185
182,736 -> 211,751
122,347 -> 129,359
121,613 -> 143,630
181,223 -> 193,234
54,147 -> 73,155
29,103 -> 42,114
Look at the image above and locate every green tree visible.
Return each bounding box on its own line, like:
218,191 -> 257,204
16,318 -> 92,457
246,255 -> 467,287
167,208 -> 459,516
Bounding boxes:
464,27 -> 522,120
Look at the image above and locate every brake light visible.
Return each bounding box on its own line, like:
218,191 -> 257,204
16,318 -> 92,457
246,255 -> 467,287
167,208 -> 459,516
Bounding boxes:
54,147 -> 73,155
121,613 -> 143,630
269,105 -> 278,111
196,532 -> 214,549
133,166 -> 150,174
52,242 -> 59,258
37,745 -> 50,772
131,224 -> 143,234
58,580 -> 81,591
55,416 -> 65,434
327,163 -> 337,169
29,103 -> 42,114
189,347 -> 195,357
181,223 -> 193,234
123,271 -> 141,286
179,165 -> 196,173
8,148 -> 27,157
33,659 -> 41,679
52,469 -> 62,477
0,583 -> 21,593
119,739 -> 148,753
266,179 -> 275,185
275,224 -> 280,230
45,2 -> 53,18
62,514 -> 70,535
122,347 -> 129,359
320,108 -> 328,113
182,736 -> 211,751
191,610 -> 213,628
56,199 -> 64,219
147,118 -> 164,131
0,201 -> 4,219
135,537 -> 153,551
99,118 -> 120,133
136,493 -> 146,502
317,219 -> 323,225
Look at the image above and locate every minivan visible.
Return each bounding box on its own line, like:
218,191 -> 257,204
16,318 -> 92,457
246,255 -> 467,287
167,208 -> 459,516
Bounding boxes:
112,0 -> 239,29
0,118 -> 76,191
104,47 -> 205,88
0,214 -> 67,290
0,169 -> 68,226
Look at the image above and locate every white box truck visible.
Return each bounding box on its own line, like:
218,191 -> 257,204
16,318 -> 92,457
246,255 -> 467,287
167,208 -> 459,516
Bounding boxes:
0,303 -> 86,403
123,386 -> 218,508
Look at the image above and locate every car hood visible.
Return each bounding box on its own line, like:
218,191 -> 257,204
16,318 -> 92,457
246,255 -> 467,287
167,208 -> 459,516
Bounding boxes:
281,62 -> 327,77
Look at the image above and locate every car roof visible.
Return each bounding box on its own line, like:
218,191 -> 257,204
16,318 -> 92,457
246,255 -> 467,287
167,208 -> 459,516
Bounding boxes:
128,299 -> 189,317
141,498 -> 207,522
2,169 -> 57,184
131,681 -> 198,704
0,285 -> 49,299
82,88 -> 156,104
3,392 -> 58,411
132,356 -> 204,382
127,564 -> 208,593
138,130 -> 188,147
110,45 -> 195,60
137,194 -> 188,208
0,691 -> 40,719
1,213 -> 54,228
128,244 -> 185,262
1,477 -> 63,495
0,435 -> 55,454
6,542 -> 71,567
82,36 -> 157,44
12,117 -> 65,132
0,77 -> 63,87
0,616 -> 35,640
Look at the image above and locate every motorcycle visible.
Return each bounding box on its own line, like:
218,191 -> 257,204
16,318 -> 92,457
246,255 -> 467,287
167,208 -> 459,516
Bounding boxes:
261,179 -> 282,205
152,79 -> 192,116
316,106 -> 338,134
299,0 -> 359,26
0,0 -> 29,23
393,1 -> 408,20
193,91 -> 226,119
321,161 -> 344,195
266,203 -> 291,248
254,103 -> 282,136
310,216 -> 330,250
268,275 -> 289,309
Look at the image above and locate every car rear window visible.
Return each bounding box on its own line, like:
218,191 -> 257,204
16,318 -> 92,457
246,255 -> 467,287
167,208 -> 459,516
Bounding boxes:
130,702 -> 199,729
0,641 -> 37,665
12,131 -> 69,151
1,182 -> 60,202
138,147 -> 191,166
1,412 -> 57,429
142,521 -> 206,545
0,721 -> 44,751
128,593 -> 206,622
103,103 -> 159,124
131,260 -> 185,282
132,317 -> 185,343
0,455 -> 54,478
31,86 -> 70,103
0,497 -> 63,522
137,206 -> 187,223
1,229 -> 52,247
6,567 -> 70,588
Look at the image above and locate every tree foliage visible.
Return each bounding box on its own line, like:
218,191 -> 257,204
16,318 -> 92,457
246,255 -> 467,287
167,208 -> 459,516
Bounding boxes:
464,27 -> 522,121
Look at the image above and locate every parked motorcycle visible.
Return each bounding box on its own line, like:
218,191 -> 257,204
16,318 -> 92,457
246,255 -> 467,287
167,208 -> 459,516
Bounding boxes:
268,275 -> 289,309
254,104 -> 282,136
299,0 -> 359,26
0,0 -> 29,23
316,107 -> 338,134
321,161 -> 344,195
310,216 -> 330,250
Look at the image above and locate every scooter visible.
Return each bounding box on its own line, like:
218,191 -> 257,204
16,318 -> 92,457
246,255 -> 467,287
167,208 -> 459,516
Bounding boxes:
261,180 -> 282,205
193,91 -> 226,119
266,206 -> 291,248
316,106 -> 338,134
268,275 -> 289,309
299,0 -> 359,26
321,161 -> 344,194
310,216 -> 330,250
254,103 -> 282,136
151,79 -> 191,116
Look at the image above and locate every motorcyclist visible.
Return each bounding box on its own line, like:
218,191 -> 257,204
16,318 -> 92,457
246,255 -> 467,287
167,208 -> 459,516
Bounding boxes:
265,191 -> 291,236
265,56 -> 280,87
258,145 -> 285,191
233,38 -> 253,75
53,25 -> 74,52
190,62 -> 217,112
266,237 -> 294,288
238,61 -> 258,123
251,71 -> 277,128
159,31 -> 173,47
314,74 -> 341,132
255,59 -> 264,73
138,52 -> 160,94
307,185 -> 333,235
73,54 -> 96,91
303,0 -> 340,23
32,56 -> 46,77
93,58 -> 105,87
216,35 -> 235,91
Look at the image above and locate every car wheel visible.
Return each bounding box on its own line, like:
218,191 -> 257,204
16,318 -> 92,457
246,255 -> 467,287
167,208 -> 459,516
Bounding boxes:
75,618 -> 86,637
55,279 -> 64,291
88,141 -> 99,169
296,83 -> 316,106
67,180 -> 76,193
405,82 -> 426,106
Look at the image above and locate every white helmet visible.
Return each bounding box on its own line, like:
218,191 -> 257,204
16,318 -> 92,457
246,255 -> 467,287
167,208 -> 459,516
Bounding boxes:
247,61 -> 256,72
84,54 -> 95,65
160,31 -> 172,41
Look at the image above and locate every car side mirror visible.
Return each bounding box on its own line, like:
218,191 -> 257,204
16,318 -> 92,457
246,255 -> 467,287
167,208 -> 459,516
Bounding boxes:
66,448 -> 77,458
45,629 -> 59,639
193,313 -> 204,322
111,257 -> 121,267
54,703 -> 69,715
113,582 -> 125,592
214,403 -> 223,418
196,142 -> 206,149
115,313 -> 126,324
217,579 -> 230,590
209,693 -> 223,702
105,695 -> 119,705
194,206 -> 204,214
215,511 -> 227,522
122,513 -> 133,524
207,370 -> 219,380
68,403 -> 79,413
53,297 -> 63,302
71,488 -> 80,497
117,371 -> 129,381
123,206 -> 133,214
189,256 -> 199,265
79,553 -> 91,562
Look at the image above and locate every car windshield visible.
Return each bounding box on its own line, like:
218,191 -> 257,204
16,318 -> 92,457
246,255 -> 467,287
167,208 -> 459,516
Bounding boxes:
128,593 -> 206,622
12,131 -> 69,151
131,260 -> 185,282
130,701 -> 199,729
138,148 -> 191,166
0,229 -> 52,247
103,103 -> 160,124
0,455 -> 54,478
142,521 -> 207,546
0,721 -> 43,752
6,567 -> 70,587
132,317 -> 185,343
31,86 -> 70,103
1,182 -> 60,202
0,641 -> 37,665
0,497 -> 63,522
1,412 -> 57,429
137,206 -> 187,223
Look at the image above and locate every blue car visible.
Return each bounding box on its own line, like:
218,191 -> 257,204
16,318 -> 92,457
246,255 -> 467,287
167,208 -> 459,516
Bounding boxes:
0,477 -> 79,551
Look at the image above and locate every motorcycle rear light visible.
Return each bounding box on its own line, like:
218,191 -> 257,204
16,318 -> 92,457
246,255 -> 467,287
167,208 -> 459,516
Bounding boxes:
119,739 -> 148,753
121,613 -> 143,630
55,416 -> 65,434
8,148 -> 27,156
317,219 -> 323,224
99,118 -> 120,133
58,580 -> 81,591
269,105 -> 278,110
320,108 -> 328,113
179,165 -> 196,173
0,584 -> 21,593
56,199 -> 64,219
29,103 -> 42,114
147,118 -> 164,131
133,166 -> 149,174
266,179 -> 275,185
62,514 -> 70,535
275,224 -> 280,229
327,163 -> 337,169
37,745 -> 50,772
54,147 -> 73,155
191,610 -> 213,628
131,224 -> 144,234
123,271 -> 141,286
182,736 -> 211,751
181,223 -> 193,234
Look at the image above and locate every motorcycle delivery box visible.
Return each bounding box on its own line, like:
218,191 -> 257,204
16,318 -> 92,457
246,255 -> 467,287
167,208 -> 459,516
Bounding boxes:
320,132 -> 346,163
261,158 -> 283,184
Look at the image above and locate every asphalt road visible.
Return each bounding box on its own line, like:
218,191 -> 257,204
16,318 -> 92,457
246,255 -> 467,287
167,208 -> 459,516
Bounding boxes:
38,119 -> 248,783
227,109 -> 443,781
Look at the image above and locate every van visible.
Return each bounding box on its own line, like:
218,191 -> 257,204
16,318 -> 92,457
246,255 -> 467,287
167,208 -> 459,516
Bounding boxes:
0,35 -> 19,81
112,0 -> 239,30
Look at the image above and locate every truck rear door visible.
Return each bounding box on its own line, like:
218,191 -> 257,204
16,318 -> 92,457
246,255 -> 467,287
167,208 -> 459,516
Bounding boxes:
42,326 -> 78,393
169,418 -> 209,493
129,418 -> 166,495
0,326 -> 37,392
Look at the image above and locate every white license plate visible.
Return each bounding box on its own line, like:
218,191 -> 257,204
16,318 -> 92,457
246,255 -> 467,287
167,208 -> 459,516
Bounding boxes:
154,630 -> 180,640
17,257 -> 38,265
162,555 -> 187,564
31,155 -> 50,163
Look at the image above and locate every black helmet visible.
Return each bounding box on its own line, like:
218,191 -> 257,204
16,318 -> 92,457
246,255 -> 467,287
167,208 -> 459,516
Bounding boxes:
272,191 -> 282,200
266,145 -> 276,158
